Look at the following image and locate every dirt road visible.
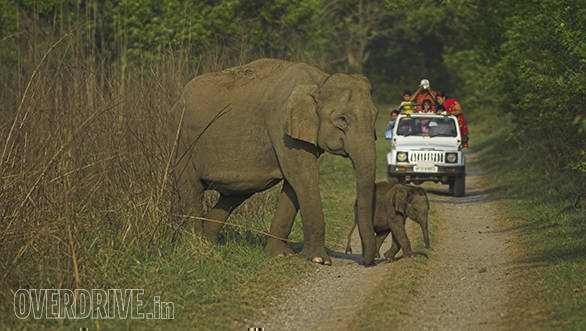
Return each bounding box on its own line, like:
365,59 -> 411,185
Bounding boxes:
394,152 -> 516,329
253,151 -> 517,330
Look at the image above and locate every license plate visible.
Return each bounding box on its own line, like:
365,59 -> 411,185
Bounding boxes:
414,166 -> 438,173
414,160 -> 437,173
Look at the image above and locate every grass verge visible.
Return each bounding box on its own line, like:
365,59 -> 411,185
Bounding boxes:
347,108 -> 585,329
1,150 -> 362,329
472,112 -> 585,329
0,25 -> 369,328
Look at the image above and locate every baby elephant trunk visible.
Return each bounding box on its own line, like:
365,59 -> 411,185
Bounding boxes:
421,215 -> 430,248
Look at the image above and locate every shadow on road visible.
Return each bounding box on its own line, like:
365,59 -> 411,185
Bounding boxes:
327,248 -> 388,265
425,182 -> 508,205
327,247 -> 428,266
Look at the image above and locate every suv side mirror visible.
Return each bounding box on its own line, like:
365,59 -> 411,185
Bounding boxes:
461,134 -> 469,143
385,129 -> 393,139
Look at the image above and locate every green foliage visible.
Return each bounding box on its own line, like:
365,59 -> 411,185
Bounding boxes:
472,111 -> 585,329
102,0 -> 242,61
1,0 -> 584,327
238,0 -> 324,58
442,0 -> 584,178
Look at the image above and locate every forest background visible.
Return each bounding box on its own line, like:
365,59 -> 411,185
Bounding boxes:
2,0 -> 583,174
0,0 -> 583,327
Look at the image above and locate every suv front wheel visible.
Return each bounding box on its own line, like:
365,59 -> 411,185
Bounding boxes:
450,175 -> 466,197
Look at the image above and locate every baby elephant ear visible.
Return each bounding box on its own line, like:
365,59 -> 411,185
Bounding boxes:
285,84 -> 319,146
392,185 -> 410,215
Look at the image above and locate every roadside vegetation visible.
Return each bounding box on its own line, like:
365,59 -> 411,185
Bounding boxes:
472,112 -> 585,329
1,0 -> 583,328
347,111 -> 585,329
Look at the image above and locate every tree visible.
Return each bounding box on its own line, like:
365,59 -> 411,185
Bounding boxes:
319,0 -> 392,73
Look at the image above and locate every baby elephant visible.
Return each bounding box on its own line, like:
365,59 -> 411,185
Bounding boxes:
345,181 -> 430,261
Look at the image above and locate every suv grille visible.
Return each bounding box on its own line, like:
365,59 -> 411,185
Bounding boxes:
409,151 -> 444,163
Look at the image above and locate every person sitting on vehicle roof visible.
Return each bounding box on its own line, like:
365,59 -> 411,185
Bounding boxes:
398,90 -> 417,114
419,99 -> 434,114
412,79 -> 437,112
387,109 -> 400,129
435,91 -> 469,148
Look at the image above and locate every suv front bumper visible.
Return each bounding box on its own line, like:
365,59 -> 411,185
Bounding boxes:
388,165 -> 465,183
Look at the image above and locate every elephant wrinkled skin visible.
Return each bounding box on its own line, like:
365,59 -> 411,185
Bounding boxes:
345,180 -> 430,260
170,59 -> 378,266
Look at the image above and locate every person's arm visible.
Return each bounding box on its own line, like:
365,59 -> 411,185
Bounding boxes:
426,88 -> 439,112
409,86 -> 423,102
434,98 -> 445,114
427,87 -> 436,98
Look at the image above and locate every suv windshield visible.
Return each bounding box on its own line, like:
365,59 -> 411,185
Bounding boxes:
396,117 -> 457,137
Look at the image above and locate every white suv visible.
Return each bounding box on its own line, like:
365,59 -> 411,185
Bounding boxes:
385,113 -> 466,196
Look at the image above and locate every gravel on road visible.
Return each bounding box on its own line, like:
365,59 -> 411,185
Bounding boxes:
251,151 -> 519,330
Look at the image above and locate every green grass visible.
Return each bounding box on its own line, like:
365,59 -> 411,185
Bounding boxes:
0,30 -> 373,328
348,108 -> 585,329
471,112 -> 585,329
1,125 -> 363,330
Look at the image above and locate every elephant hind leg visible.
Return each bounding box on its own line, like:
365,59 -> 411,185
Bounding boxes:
384,235 -> 401,261
172,158 -> 205,234
345,200 -> 359,255
202,193 -> 251,240
375,230 -> 390,258
344,223 -> 356,255
172,171 -> 204,241
265,180 -> 298,257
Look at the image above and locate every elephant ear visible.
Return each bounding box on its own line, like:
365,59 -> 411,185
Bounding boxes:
285,84 -> 319,146
392,185 -> 410,215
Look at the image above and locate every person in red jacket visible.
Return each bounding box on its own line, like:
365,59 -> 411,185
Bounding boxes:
412,79 -> 437,112
435,91 -> 469,148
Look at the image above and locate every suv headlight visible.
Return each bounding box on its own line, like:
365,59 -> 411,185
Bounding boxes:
446,152 -> 458,163
396,152 -> 408,162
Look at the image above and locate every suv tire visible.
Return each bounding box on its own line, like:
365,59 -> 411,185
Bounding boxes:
452,175 -> 465,197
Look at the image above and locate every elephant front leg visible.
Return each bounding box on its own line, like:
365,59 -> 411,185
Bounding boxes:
265,181 -> 298,257
388,215 -> 415,258
276,145 -> 331,265
296,187 -> 331,265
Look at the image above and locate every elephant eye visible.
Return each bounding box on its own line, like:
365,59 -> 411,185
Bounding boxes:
333,115 -> 349,130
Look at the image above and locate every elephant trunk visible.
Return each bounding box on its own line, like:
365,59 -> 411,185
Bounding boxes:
349,137 -> 377,266
421,214 -> 430,248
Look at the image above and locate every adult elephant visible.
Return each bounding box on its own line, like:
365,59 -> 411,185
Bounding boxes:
170,59 -> 377,266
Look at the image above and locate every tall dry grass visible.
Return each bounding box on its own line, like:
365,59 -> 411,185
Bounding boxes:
0,14 -> 279,312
